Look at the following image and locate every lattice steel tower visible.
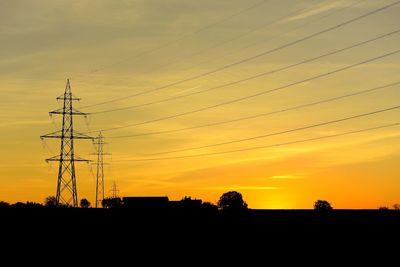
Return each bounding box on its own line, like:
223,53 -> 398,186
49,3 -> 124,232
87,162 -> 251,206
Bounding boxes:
111,181 -> 119,199
41,79 -> 93,207
93,132 -> 107,208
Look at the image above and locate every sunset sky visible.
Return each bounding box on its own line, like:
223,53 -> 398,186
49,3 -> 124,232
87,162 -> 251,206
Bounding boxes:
1,0 -> 399,208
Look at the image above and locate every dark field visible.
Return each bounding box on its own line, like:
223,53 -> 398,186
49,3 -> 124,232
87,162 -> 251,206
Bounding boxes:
3,208 -> 399,234
2,208 -> 399,257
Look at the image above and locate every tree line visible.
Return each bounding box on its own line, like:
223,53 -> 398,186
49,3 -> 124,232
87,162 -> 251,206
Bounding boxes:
1,191 -> 399,210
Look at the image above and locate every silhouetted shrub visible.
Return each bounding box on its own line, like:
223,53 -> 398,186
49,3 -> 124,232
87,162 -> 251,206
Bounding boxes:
393,204 -> 400,210
102,197 -> 122,209
44,196 -> 57,207
11,202 -> 26,208
314,200 -> 333,211
25,202 -> 42,208
0,201 -> 10,208
218,191 -> 248,211
80,198 -> 91,208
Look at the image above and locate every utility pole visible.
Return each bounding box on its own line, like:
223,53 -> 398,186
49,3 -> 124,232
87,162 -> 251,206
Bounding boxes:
41,79 -> 93,207
93,132 -> 108,208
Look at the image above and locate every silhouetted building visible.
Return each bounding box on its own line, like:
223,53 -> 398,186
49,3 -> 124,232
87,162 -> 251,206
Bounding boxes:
123,197 -> 169,209
169,196 -> 202,209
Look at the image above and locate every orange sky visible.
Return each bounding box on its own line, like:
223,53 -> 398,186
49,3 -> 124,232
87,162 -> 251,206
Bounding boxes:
0,0 -> 399,208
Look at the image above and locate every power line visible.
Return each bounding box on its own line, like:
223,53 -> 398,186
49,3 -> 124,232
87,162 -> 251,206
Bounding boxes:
140,105 -> 400,156
185,0 -> 270,33
214,0 -> 366,65
88,49 -> 400,133
85,0 -> 270,75
92,28 -> 400,114
81,0 -> 400,109
77,0 -> 329,94
148,0 -> 328,73
108,81 -> 400,138
113,122 -> 400,162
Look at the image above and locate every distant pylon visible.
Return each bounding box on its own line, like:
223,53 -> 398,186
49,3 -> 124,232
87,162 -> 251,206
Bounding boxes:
41,79 -> 93,207
93,132 -> 108,208
111,181 -> 119,199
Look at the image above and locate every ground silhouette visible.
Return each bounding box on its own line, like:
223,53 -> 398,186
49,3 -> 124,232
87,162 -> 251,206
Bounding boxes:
1,191 -> 400,247
1,198 -> 400,256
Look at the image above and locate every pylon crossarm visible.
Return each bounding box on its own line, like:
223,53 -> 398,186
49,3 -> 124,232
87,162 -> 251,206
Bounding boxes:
56,95 -> 80,101
41,130 -> 62,139
56,158 -> 90,162
41,131 -> 93,139
46,156 -> 91,162
45,155 -> 61,162
49,108 -> 88,116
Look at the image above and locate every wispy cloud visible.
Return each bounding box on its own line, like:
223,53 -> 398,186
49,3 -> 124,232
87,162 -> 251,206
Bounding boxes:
199,186 -> 277,191
0,119 -> 50,128
281,1 -> 344,23
270,175 -> 304,179
171,85 -> 202,95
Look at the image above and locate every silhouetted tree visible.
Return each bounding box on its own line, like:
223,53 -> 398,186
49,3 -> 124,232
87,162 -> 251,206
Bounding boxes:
393,204 -> 400,210
44,196 -> 56,207
102,197 -> 122,209
80,198 -> 91,208
218,191 -> 248,211
379,206 -> 389,210
0,201 -> 10,208
314,200 -> 333,211
12,202 -> 26,208
25,201 -> 42,208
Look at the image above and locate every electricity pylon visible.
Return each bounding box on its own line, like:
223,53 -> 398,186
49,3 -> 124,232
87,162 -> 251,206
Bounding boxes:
93,132 -> 108,208
111,181 -> 119,199
41,79 -> 93,207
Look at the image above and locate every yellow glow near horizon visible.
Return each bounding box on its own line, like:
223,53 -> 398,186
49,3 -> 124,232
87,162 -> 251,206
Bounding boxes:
0,0 -> 400,208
